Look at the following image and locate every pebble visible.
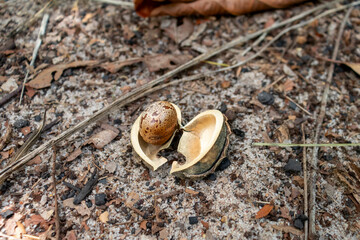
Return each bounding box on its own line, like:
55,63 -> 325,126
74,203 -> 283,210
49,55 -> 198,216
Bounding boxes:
1,210 -> 14,219
189,216 -> 198,225
86,199 -> 93,208
216,157 -> 231,171
284,159 -> 302,173
294,214 -> 308,229
205,173 -> 217,181
95,193 -> 107,206
219,102 -> 228,113
14,119 -> 30,129
289,101 -> 297,110
225,109 -> 237,121
34,115 -> 42,122
232,129 -> 245,138
257,91 -> 274,105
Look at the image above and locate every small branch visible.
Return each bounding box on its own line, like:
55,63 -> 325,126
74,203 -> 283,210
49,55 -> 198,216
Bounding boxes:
52,146 -> 60,240
284,95 -> 312,116
0,86 -> 22,107
92,0 -> 134,9
308,7 -> 353,239
253,143 -> 359,147
19,13 -> 49,105
301,124 -> 308,240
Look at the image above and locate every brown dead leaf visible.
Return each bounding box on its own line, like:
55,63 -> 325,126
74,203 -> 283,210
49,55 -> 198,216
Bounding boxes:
99,211 -> 109,223
140,220 -> 148,230
63,198 -> 92,216
64,230 -> 77,240
275,124 -> 290,143
255,204 -> 274,219
125,191 -> 140,208
24,215 -> 49,229
100,58 -> 143,74
144,54 -> 192,72
134,0 -> 307,17
25,86 -> 36,98
163,18 -> 194,43
345,62 -> 360,75
82,12 -> 96,23
27,60 -> 100,89
271,224 -> 303,236
283,79 -> 295,92
27,155 -> 42,166
87,128 -> 119,149
280,207 -> 292,221
66,148 -> 83,162
185,188 -> 199,195
4,213 -> 22,236
201,220 -> 209,229
21,126 -> 31,136
1,150 -> 10,161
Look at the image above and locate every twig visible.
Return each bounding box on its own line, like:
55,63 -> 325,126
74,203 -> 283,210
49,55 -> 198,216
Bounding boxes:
0,0 -> 350,184
308,7 -> 353,239
284,95 -> 312,116
0,86 -> 22,107
253,143 -> 360,147
0,233 -> 22,240
241,32 -> 267,57
52,147 -> 60,240
92,0 -> 134,9
301,123 -> 308,240
19,13 -> 49,105
73,169 -> 98,205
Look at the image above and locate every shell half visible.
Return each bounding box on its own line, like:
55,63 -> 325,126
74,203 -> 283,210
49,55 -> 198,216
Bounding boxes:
170,110 -> 231,178
130,103 -> 182,171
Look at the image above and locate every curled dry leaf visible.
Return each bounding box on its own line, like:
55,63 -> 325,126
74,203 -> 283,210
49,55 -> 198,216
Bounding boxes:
144,54 -> 193,72
255,204 -> 274,219
134,0 -> 308,17
27,60 -> 100,89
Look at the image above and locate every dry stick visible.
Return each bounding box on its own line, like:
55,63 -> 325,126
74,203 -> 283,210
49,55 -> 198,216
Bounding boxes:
0,0 -> 346,184
52,147 -> 60,240
308,7 -> 353,239
301,123 -> 308,240
19,13 -> 49,105
284,95 -> 311,116
92,0 -> 134,8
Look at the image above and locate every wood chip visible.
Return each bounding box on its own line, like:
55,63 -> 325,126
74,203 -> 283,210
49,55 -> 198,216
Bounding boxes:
255,204 -> 274,219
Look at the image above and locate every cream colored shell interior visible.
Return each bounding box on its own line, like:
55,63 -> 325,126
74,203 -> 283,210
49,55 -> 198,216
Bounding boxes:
170,110 -> 224,173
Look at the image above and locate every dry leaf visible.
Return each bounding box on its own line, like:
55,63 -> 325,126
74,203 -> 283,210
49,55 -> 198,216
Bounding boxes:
283,79 -> 295,92
140,220 -> 148,230
64,230 -> 77,240
144,54 -> 192,72
134,0 -> 308,17
4,213 -> 22,236
25,86 -> 36,98
275,124 -> 290,143
99,211 -> 109,223
280,207 -> 292,221
185,188 -> 199,195
100,58 -> 143,74
66,148 -> 83,162
125,191 -> 140,208
63,198 -> 92,216
87,129 -> 119,149
271,224 -> 303,236
345,62 -> 360,75
163,18 -> 194,43
21,126 -> 31,136
255,204 -> 274,219
27,155 -> 42,166
27,60 -> 100,89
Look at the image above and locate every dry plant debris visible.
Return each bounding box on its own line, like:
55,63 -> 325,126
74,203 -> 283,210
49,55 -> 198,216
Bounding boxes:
0,0 -> 359,239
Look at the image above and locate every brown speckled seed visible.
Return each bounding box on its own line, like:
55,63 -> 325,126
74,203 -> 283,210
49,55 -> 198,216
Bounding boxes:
139,101 -> 178,145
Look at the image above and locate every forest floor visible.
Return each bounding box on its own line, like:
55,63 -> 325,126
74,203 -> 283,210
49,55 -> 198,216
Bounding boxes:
0,0 -> 359,239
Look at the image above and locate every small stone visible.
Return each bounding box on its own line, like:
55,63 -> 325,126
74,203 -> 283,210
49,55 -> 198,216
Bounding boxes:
294,219 -> 304,229
34,115 -> 42,122
232,129 -> 245,138
205,173 -> 217,181
219,102 -> 227,113
85,199 -> 93,208
113,119 -> 122,125
1,210 -> 14,219
257,91 -> 274,105
14,119 -> 30,129
216,157 -> 231,171
95,193 -> 107,206
289,101 -> 297,110
284,159 -> 302,173
189,216 -> 198,225
225,109 -> 236,121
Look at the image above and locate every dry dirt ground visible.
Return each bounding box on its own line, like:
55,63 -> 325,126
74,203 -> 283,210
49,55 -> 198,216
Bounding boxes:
0,0 -> 360,239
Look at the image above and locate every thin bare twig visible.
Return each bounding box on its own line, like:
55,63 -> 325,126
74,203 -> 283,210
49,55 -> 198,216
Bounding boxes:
92,0 -> 134,9
19,13 -> 49,105
301,123 -> 308,240
0,0 -> 350,184
52,147 -> 60,240
308,7 -> 353,239
284,95 -> 312,116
